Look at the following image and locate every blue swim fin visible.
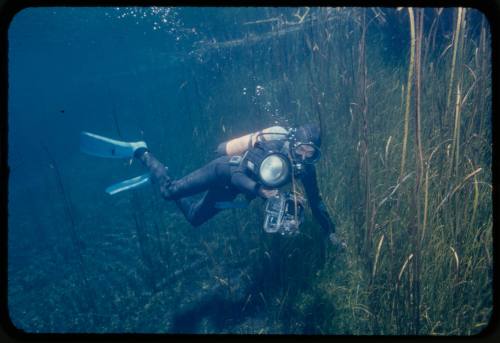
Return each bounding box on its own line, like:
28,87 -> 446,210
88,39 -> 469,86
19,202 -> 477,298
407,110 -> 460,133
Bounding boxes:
80,131 -> 148,159
106,173 -> 151,195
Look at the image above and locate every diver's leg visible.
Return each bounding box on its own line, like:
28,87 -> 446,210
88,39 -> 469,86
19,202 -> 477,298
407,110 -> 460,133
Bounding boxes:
167,162 -> 221,200
174,197 -> 213,227
175,188 -> 236,227
137,150 -> 222,200
136,150 -> 173,199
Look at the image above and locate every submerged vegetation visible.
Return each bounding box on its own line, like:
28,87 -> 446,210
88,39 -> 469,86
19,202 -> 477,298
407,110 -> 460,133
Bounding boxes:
8,7 -> 492,335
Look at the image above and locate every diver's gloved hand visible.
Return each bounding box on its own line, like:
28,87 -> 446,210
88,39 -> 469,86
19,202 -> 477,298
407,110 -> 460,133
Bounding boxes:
258,186 -> 279,199
328,233 -> 347,253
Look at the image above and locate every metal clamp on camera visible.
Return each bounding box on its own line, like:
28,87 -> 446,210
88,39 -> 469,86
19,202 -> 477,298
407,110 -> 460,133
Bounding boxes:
263,191 -> 305,236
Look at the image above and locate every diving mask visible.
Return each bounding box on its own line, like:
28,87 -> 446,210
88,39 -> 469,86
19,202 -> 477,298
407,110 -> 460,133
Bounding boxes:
287,128 -> 321,165
290,142 -> 321,164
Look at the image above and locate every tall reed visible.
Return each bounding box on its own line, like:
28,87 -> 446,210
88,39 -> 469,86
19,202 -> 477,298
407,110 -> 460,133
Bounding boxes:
399,8 -> 415,182
40,142 -> 96,318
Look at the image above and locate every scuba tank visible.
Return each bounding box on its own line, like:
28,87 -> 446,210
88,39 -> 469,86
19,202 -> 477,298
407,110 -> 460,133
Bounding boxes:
216,125 -> 289,156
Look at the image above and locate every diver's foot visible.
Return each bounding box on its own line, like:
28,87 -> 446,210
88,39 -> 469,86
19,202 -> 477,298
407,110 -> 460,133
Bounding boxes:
329,233 -> 347,253
133,146 -> 148,159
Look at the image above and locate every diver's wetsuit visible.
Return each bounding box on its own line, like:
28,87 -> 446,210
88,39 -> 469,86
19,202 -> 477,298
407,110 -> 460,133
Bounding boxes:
137,141 -> 335,236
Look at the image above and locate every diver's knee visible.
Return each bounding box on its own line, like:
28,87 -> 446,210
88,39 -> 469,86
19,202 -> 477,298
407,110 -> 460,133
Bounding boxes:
162,180 -> 183,200
186,209 -> 207,227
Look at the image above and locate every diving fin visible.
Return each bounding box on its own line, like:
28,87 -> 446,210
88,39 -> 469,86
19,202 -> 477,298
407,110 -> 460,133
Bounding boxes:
80,131 -> 148,159
105,173 -> 151,195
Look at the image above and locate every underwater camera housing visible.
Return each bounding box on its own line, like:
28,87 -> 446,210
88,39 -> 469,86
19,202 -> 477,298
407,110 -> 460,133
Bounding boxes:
263,191 -> 305,236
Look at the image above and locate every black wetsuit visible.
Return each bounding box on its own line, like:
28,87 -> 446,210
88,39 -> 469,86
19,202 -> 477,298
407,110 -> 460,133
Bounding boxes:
138,140 -> 335,236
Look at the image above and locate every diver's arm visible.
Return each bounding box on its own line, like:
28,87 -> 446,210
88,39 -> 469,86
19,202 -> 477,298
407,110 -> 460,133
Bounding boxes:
300,164 -> 336,237
230,167 -> 276,199
230,167 -> 261,197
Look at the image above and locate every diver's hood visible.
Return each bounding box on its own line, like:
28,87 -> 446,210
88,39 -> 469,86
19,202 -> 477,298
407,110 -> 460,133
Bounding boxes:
294,123 -> 321,148
288,123 -> 322,165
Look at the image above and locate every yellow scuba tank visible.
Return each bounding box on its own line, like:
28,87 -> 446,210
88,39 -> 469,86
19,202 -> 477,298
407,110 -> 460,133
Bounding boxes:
217,126 -> 288,156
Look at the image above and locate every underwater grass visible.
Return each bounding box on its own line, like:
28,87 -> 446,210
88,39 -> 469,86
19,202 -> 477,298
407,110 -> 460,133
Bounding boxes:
292,7 -> 492,335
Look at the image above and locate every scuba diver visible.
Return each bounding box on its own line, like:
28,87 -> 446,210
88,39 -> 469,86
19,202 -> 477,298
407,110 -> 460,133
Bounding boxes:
80,123 -> 346,250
